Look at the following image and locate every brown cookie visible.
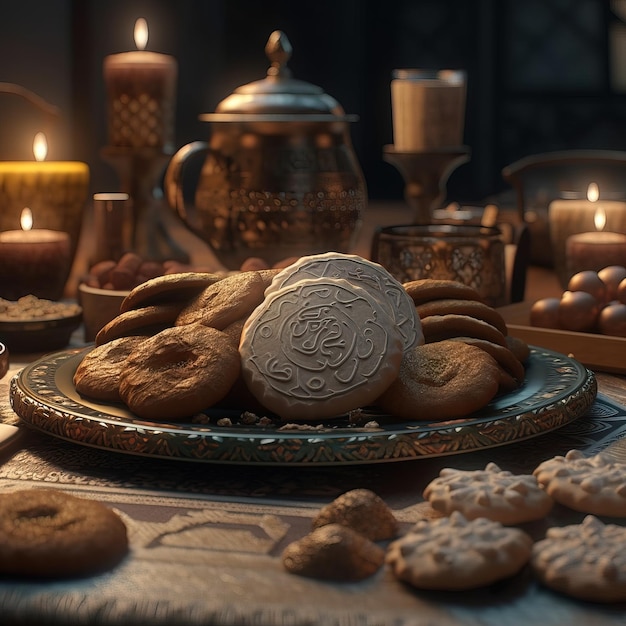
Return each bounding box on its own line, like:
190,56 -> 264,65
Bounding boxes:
376,340 -> 501,421
386,511 -> 533,590
176,271 -> 266,330
221,317 -> 247,345
0,488 -> 128,578
120,272 -> 222,313
403,279 -> 483,306
119,324 -> 240,420
421,314 -> 507,347
448,336 -> 525,390
240,277 -> 404,421
282,523 -> 385,581
423,462 -> 553,525
506,334 -> 531,363
95,303 -> 184,346
311,489 -> 398,541
415,298 -> 508,336
73,336 -> 146,402
531,515 -> 626,603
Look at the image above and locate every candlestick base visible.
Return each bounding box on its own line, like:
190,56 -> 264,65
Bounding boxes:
383,145 -> 471,224
100,146 -> 189,263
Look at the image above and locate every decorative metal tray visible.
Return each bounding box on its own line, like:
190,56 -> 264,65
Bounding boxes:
10,346 -> 596,465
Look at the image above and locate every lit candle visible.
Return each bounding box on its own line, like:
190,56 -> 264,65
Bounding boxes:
566,205 -> 626,278
0,133 -> 90,264
549,182 -> 626,287
103,18 -> 178,151
0,208 -> 71,301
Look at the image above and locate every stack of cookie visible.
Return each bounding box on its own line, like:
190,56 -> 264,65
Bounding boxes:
73,252 -> 529,423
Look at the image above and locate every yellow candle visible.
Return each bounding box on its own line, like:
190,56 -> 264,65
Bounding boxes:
0,133 -> 90,269
103,18 -> 178,151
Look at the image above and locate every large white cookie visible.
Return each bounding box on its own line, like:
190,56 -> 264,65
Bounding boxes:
240,277 -> 404,421
265,252 -> 423,351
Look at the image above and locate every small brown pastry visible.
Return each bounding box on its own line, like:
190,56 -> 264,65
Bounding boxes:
282,523 -> 385,581
312,489 -> 398,541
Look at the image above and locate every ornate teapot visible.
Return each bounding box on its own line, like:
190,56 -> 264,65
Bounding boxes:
164,30 -> 367,270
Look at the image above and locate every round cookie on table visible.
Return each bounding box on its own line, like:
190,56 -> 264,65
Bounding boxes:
386,511 -> 533,591
533,449 -> 626,517
423,462 -> 553,525
0,488 -> 128,578
531,515 -> 626,603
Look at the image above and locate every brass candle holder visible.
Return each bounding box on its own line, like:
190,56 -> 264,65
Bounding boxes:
101,146 -> 189,262
383,145 -> 470,224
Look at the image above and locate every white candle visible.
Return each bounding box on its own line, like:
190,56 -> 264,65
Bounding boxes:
0,208 -> 71,300
103,18 -> 178,151
566,205 -> 626,276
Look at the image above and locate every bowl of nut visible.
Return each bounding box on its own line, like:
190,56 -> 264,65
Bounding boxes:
0,295 -> 82,353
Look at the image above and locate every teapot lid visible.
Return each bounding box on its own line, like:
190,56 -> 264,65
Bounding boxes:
199,31 -> 357,122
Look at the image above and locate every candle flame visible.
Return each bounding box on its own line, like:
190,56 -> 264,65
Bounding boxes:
33,132 -> 47,162
594,206 -> 607,232
134,18 -> 148,50
587,182 -> 599,202
20,208 -> 33,231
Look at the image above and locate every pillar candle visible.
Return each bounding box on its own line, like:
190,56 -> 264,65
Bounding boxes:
0,211 -> 71,301
566,230 -> 626,277
549,183 -> 626,287
103,18 -> 178,151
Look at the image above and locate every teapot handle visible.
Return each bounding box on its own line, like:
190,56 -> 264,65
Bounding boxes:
164,140 -> 209,222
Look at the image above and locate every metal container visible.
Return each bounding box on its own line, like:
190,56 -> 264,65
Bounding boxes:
165,30 -> 367,269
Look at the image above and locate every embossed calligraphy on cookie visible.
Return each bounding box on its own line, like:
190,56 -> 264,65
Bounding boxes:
240,277 -> 404,420
265,252 -> 423,351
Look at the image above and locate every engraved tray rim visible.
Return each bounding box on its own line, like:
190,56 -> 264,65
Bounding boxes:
9,346 -> 597,466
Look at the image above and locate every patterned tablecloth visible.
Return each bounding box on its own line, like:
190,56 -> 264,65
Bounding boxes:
1,355 -> 626,626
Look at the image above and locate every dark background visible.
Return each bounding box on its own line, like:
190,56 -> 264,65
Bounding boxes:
1,0 -> 625,206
